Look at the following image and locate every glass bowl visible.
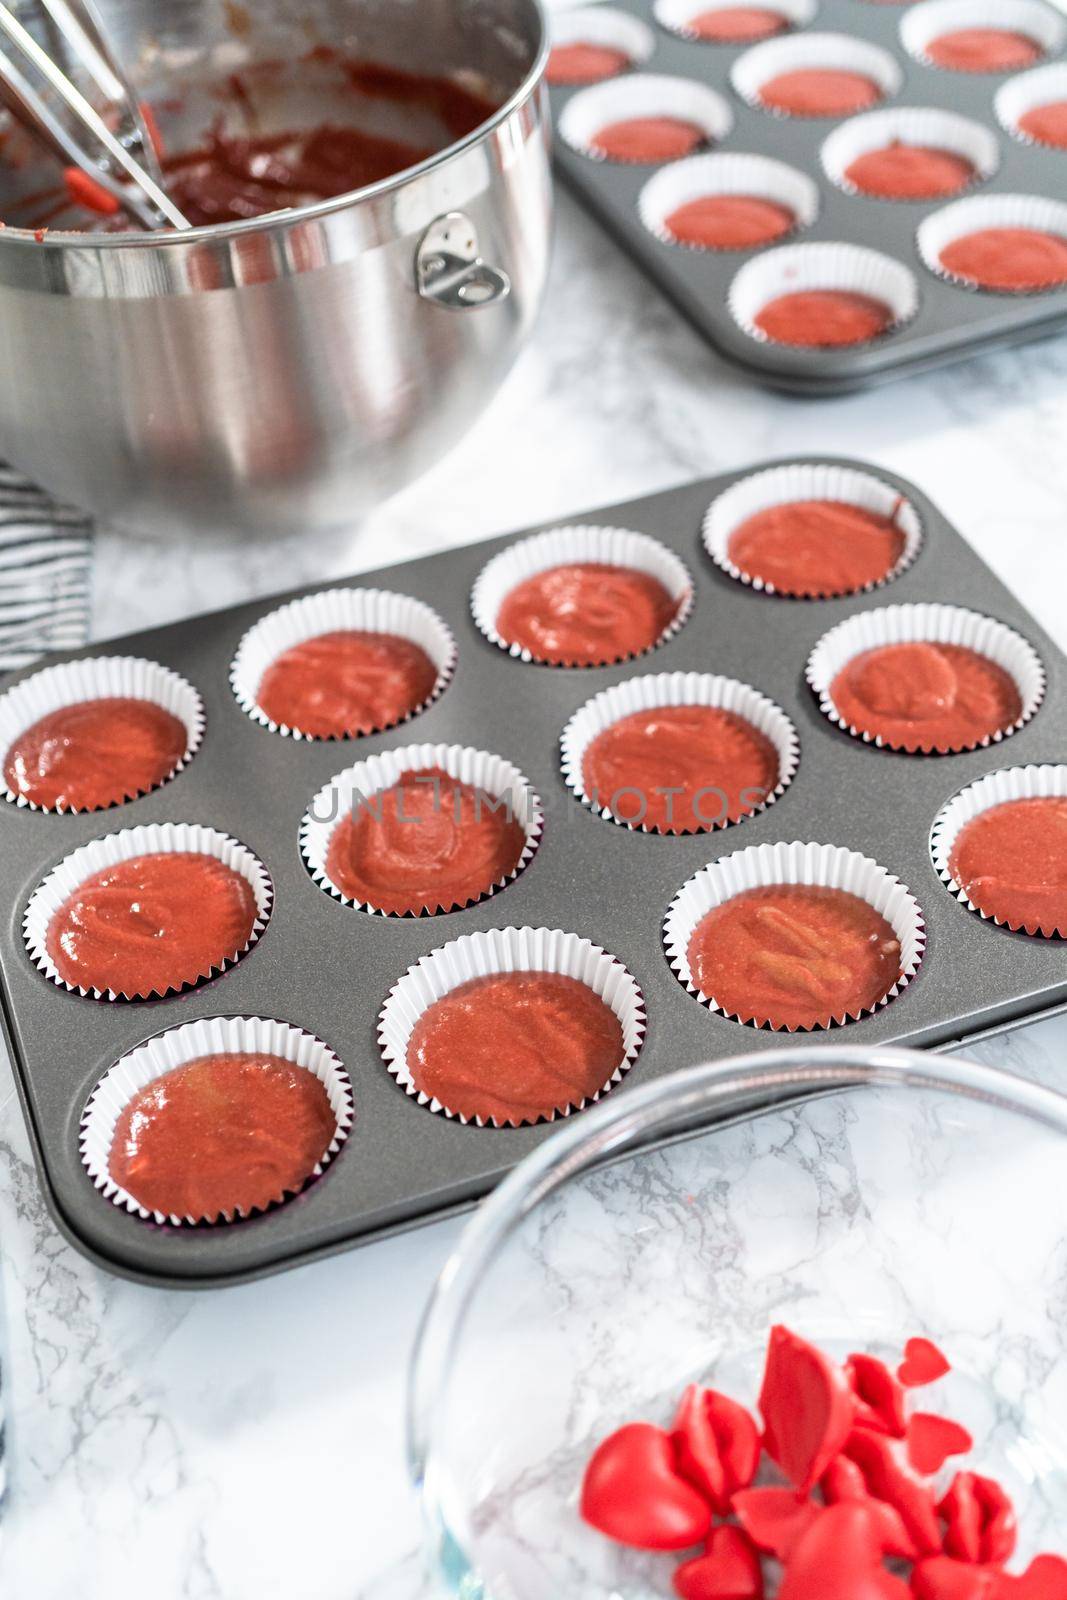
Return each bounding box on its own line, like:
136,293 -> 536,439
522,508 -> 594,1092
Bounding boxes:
408,1044 -> 1067,1598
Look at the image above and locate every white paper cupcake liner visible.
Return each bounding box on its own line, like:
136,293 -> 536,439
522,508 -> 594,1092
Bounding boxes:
728,242 -> 920,346
560,669 -> 800,834
558,73 -> 734,160
821,107 -> 999,197
900,0 -> 1065,70
996,63 -> 1067,147
931,764 -> 1067,935
23,823 -> 273,1000
80,1015 -> 353,1225
917,193 -> 1067,293
549,5 -> 656,71
702,461 -> 924,597
653,0 -> 817,42
806,602 -> 1046,752
0,655 -> 204,813
471,524 -> 694,666
300,743 -> 544,915
731,32 -> 902,115
377,926 -> 645,1127
639,153 -> 820,250
230,587 -> 456,740
663,840 -> 926,1028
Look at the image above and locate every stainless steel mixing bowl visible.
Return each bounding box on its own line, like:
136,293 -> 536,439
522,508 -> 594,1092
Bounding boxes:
0,0 -> 551,539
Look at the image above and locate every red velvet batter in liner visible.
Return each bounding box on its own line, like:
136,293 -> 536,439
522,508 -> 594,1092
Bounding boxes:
108,1052 -> 337,1221
665,193 -> 795,249
46,852 -> 259,997
4,697 -> 188,812
829,641 -> 1023,752
753,290 -> 894,347
1018,100 -> 1067,149
256,629 -> 439,738
547,42 -> 632,86
495,562 -> 680,666
924,27 -> 1042,72
727,499 -> 907,597
758,68 -> 883,117
687,883 -> 903,1028
590,116 -> 708,162
581,703 -> 780,833
324,767 -> 528,914
948,796 -> 1067,935
939,227 -> 1067,292
844,142 -> 975,199
406,971 -> 624,1124
687,6 -> 790,41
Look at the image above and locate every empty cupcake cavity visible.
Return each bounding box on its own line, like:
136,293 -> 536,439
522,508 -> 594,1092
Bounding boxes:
728,242 -> 919,348
639,153 -> 819,250
899,0 -> 1065,71
821,107 -> 999,198
917,193 -> 1067,292
731,32 -> 902,116
558,73 -> 734,162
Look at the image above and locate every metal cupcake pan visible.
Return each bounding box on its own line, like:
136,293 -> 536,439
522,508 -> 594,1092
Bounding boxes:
1,458 -> 1067,1287
549,0 -> 1067,392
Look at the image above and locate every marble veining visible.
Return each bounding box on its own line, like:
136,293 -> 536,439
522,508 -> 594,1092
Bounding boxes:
3,190 -> 1067,1597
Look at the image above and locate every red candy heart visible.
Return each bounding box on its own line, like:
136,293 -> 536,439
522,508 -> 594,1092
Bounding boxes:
732,1487 -> 821,1562
844,1428 -> 942,1555
908,1414 -> 974,1476
759,1326 -> 856,1494
910,1557 -> 1001,1599
899,1338 -> 952,1389
1003,1556 -> 1067,1599
674,1525 -> 765,1600
580,1422 -> 713,1550
673,1384 -> 761,1514
849,1353 -> 909,1438
778,1503 -> 912,1600
940,1473 -> 1017,1566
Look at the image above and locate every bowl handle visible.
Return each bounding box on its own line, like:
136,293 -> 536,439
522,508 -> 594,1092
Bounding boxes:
416,211 -> 511,310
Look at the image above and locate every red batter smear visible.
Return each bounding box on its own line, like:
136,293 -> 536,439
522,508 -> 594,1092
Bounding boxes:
829,641 -> 1023,752
406,971 -> 624,1124
939,227 -> 1067,292
46,852 -> 259,998
496,562 -> 681,666
687,883 -> 903,1028
948,796 -> 1067,936
1019,99 -> 1067,149
547,42 -> 632,86
590,116 -> 708,162
688,6 -> 790,41
256,630 -> 439,739
845,141 -> 975,199
108,1052 -> 337,1221
665,193 -> 795,249
758,68 -> 883,118
581,703 -> 780,833
727,499 -> 907,597
324,766 -> 527,914
754,290 -> 894,347
925,27 -> 1042,72
5,697 -> 188,812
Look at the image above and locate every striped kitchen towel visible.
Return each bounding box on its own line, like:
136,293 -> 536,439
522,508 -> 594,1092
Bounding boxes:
0,463 -> 93,673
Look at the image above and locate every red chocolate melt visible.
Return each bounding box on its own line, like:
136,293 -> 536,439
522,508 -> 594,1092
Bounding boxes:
108,1052 -> 337,1220
948,795 -> 1067,935
581,703 -> 780,833
688,6 -> 790,41
938,227 -> 1067,292
590,116 -> 708,162
758,68 -> 883,117
844,142 -> 976,199
727,499 -> 907,597
1018,99 -> 1067,149
4,697 -> 188,812
547,42 -> 632,86
255,629 -> 439,738
324,766 -> 528,914
665,193 -> 795,249
754,290 -> 894,347
829,641 -> 1023,752
924,27 -> 1042,72
495,562 -> 681,666
687,883 -> 903,1028
46,852 -> 259,998
405,971 -> 624,1124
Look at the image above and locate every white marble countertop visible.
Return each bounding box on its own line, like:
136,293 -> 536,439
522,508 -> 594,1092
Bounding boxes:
6,188 -> 1067,1599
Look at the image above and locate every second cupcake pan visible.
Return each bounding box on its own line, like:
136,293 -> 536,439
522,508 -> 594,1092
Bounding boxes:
548,0 -> 1067,392
1,458 -> 1066,1287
